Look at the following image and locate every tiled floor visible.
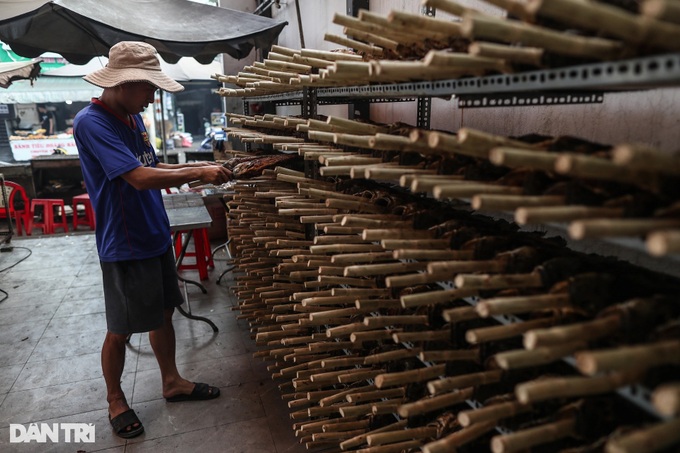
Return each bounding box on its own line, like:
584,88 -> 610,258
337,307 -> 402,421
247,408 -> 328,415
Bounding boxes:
0,232 -> 307,453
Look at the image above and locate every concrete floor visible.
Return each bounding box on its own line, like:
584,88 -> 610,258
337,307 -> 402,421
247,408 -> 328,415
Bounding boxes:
0,232 -> 307,453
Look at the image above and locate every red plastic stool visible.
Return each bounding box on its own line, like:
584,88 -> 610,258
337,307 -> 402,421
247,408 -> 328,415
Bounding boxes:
30,199 -> 69,234
72,193 -> 95,230
174,228 -> 214,280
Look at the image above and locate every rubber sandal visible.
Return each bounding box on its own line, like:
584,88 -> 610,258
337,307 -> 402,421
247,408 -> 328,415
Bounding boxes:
109,409 -> 144,439
165,382 -> 221,402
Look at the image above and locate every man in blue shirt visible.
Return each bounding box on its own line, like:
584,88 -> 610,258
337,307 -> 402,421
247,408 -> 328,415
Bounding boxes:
74,41 -> 232,439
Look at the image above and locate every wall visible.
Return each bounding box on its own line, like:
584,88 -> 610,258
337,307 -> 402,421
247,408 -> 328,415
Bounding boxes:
267,0 -> 680,152
220,0 -> 259,76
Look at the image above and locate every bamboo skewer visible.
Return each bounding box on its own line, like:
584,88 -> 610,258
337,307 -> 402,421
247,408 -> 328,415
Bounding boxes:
375,364 -> 446,389
491,416 -> 576,453
461,12 -> 626,61
523,316 -> 621,350
366,426 -> 438,446
454,272 -> 543,291
466,317 -> 557,344
569,218 -> 680,240
527,0 -> 680,51
611,143 -> 680,175
515,370 -> 644,404
641,0 -> 680,25
476,293 -> 571,317
422,421 -> 497,453
423,0 -> 477,17
646,229 -> 680,256
469,41 -> 544,67
428,370 -> 504,395
387,10 -> 463,36
458,399 -> 532,427
424,50 -> 509,73
515,206 -> 625,225
605,418 -> 680,453
652,383 -> 680,416
340,420 -> 409,450
494,340 -> 587,370
398,387 -> 475,418
324,33 -> 385,56
472,194 -> 566,211
575,340 -> 680,375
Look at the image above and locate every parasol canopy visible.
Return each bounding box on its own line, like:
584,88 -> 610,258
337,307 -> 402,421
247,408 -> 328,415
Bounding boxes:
0,58 -> 41,88
45,56 -> 223,81
0,0 -> 287,64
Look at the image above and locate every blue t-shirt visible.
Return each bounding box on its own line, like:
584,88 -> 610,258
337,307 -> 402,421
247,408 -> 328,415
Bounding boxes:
73,101 -> 171,262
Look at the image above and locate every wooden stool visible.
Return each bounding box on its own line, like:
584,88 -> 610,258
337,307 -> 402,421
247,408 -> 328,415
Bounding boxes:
72,193 -> 95,230
174,228 -> 214,280
30,199 -> 69,234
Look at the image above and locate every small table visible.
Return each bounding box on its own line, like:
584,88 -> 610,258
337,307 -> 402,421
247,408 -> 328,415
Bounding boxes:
163,192 -> 218,333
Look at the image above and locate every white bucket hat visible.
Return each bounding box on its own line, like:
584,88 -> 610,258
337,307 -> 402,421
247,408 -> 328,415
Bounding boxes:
84,41 -> 184,93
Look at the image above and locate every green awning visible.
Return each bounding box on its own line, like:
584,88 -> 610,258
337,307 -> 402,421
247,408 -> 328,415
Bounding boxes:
0,43 -> 65,72
0,75 -> 100,103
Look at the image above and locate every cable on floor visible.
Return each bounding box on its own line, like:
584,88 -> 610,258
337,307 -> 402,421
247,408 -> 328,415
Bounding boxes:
0,246 -> 33,304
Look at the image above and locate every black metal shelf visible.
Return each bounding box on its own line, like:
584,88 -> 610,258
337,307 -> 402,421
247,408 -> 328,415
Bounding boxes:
241,52 -> 680,107
433,280 -> 670,422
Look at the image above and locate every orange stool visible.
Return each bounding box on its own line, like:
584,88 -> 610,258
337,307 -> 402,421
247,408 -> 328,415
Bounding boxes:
30,199 -> 69,234
72,193 -> 95,230
174,228 -> 214,280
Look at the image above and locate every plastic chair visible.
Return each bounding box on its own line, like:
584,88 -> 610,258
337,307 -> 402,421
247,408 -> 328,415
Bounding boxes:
0,181 -> 32,236
72,193 -> 95,230
174,228 -> 214,281
29,199 -> 69,234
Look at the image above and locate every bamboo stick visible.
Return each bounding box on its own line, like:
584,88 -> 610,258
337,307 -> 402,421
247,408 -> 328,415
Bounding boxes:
488,146 -> 559,171
422,421 -> 497,453
324,33 -> 385,56
393,249 -> 474,261
423,0 -> 476,17
388,10 -> 463,36
424,50 -> 511,73
569,218 -> 680,240
428,370 -> 503,395
494,342 -> 588,370
454,272 -> 543,290
611,143 -> 680,175
375,364 -> 446,389
515,370 -> 644,404
527,0 -> 680,51
461,12 -> 625,61
641,0 -> 680,25
472,194 -> 566,211
367,426 -> 438,446
605,418 -> 680,453
523,316 -> 621,350
647,229 -> 680,256
468,41 -> 544,67
419,349 -> 480,363
652,383 -> 680,416
398,387 -> 475,418
575,340 -> 680,375
476,293 -> 571,317
466,317 -> 557,344
346,388 -> 406,404
515,205 -> 624,225
433,183 -> 524,199
340,420 -> 408,450
458,399 -> 532,427
491,416 -> 576,453
344,261 -> 427,277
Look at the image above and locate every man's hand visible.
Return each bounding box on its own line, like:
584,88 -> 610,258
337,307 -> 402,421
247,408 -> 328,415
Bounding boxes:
198,165 -> 232,185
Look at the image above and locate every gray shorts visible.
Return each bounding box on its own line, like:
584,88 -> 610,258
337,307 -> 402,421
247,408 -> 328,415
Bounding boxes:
100,247 -> 184,335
